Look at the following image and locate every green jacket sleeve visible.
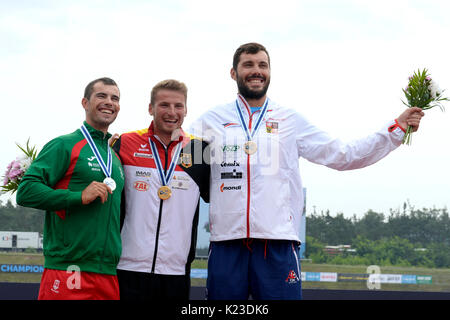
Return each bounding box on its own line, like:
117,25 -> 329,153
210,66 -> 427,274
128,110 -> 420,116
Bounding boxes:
16,137 -> 83,211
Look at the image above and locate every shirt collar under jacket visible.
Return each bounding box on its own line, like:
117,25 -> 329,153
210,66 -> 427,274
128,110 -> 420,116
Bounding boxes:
147,121 -> 189,148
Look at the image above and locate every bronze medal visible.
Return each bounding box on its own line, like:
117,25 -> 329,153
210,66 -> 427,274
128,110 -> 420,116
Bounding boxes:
244,141 -> 257,155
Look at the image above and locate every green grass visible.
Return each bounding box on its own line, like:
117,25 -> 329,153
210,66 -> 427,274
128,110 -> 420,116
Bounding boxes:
2,253 -> 450,292
300,261 -> 450,292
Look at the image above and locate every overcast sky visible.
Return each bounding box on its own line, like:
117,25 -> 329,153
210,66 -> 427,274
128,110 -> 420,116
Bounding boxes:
1,0 -> 449,218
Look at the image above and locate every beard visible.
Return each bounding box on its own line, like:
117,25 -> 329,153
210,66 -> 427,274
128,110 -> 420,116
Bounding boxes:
236,74 -> 270,101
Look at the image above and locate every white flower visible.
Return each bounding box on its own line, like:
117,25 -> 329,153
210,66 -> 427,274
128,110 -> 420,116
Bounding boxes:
17,155 -> 32,172
428,80 -> 442,99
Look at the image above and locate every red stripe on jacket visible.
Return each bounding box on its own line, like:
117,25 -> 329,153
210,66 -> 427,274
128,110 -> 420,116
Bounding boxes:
53,139 -> 87,219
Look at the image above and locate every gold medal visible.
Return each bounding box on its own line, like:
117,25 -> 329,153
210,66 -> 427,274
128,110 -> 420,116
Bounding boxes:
158,186 -> 172,200
244,141 -> 257,155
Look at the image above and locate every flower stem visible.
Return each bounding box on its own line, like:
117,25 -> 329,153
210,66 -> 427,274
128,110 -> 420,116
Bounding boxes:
402,125 -> 413,145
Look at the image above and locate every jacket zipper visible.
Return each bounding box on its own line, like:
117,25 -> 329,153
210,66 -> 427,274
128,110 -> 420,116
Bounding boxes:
246,112 -> 254,239
151,141 -> 171,273
151,200 -> 164,273
99,136 -> 113,272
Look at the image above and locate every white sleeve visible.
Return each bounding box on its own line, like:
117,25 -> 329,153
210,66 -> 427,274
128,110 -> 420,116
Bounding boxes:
188,114 -> 210,142
295,113 -> 405,171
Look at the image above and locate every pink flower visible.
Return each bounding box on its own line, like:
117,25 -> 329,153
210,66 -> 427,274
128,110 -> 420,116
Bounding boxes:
8,168 -> 23,180
2,139 -> 37,193
11,160 -> 21,170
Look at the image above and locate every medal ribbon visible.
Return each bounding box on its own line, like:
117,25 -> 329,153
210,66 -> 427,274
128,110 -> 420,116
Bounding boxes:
234,94 -> 270,142
80,124 -> 112,178
149,139 -> 183,187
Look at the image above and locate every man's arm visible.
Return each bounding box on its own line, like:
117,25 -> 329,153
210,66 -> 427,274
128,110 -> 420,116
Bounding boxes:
16,137 -> 112,211
111,135 -> 126,230
295,108 -> 424,171
199,140 -> 211,203
16,138 -> 83,211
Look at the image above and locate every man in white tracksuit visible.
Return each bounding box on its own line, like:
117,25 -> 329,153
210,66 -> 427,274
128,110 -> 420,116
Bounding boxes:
189,42 -> 424,300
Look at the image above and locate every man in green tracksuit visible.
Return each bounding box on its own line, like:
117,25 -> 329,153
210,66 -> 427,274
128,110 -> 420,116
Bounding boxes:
16,77 -> 124,300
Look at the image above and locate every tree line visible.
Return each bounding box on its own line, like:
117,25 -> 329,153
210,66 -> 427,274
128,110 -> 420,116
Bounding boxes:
0,200 -> 44,232
306,203 -> 450,268
2,199 -> 450,268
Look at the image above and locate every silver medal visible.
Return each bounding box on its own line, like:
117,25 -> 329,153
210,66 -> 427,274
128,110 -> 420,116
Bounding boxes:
103,177 -> 116,192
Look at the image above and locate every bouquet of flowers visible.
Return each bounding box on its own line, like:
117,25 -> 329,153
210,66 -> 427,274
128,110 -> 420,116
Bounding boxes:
1,139 -> 38,194
402,68 -> 449,145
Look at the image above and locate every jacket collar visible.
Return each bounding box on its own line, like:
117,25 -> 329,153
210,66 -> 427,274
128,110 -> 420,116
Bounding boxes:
83,121 -> 112,140
147,121 -> 188,147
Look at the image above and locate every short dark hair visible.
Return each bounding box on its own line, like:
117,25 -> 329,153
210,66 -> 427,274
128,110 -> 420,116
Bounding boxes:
232,42 -> 270,70
84,77 -> 119,100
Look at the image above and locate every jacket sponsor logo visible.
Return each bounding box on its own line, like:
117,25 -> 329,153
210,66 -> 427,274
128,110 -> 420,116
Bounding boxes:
118,166 -> 124,180
221,170 -> 243,180
136,170 -> 151,178
171,175 -> 190,190
220,183 -> 242,192
180,153 -> 192,168
222,145 -> 240,152
266,117 -> 286,122
133,152 -> 153,159
133,181 -> 149,192
51,279 -> 60,294
173,175 -> 189,181
221,161 -> 240,167
87,157 -> 101,172
139,144 -> 150,152
285,270 -> 299,284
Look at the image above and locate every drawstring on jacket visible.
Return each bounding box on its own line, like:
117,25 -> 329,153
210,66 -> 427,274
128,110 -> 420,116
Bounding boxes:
263,240 -> 268,260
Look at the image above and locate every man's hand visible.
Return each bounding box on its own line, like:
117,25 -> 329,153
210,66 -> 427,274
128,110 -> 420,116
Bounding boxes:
397,107 -> 425,132
109,133 -> 119,147
81,181 -> 112,205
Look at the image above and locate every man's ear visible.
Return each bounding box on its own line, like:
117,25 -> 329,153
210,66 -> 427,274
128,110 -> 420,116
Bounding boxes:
230,68 -> 237,81
149,103 -> 154,116
81,97 -> 89,111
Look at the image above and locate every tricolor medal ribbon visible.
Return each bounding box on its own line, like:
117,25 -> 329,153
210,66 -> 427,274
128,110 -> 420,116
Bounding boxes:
80,124 -> 116,192
149,139 -> 183,200
234,94 -> 270,155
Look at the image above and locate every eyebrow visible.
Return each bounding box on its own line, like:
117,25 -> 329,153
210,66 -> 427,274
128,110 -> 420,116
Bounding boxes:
242,59 -> 269,66
95,92 -> 120,100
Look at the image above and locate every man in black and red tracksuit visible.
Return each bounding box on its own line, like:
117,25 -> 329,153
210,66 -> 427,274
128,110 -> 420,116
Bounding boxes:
112,79 -> 210,300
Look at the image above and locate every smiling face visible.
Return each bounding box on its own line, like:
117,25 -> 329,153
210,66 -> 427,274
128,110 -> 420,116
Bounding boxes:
82,81 -> 120,133
231,50 -> 271,106
149,89 -> 187,144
